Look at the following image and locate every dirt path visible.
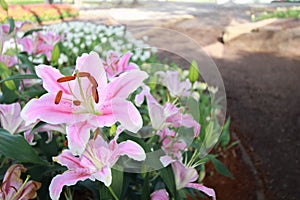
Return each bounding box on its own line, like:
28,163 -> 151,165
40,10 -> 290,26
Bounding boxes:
76,2 -> 300,199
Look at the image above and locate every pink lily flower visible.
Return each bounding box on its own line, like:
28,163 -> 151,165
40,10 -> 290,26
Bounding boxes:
0,102 -> 65,144
1,21 -> 30,35
156,70 -> 192,97
172,161 -> 216,200
0,103 -> 31,134
18,31 -> 61,61
104,51 -> 139,80
158,128 -> 187,167
24,124 -> 66,145
0,164 -> 41,200
135,86 -> 200,137
18,33 -> 40,55
151,189 -> 169,200
21,51 -> 148,155
49,136 -> 146,200
0,55 -> 18,67
37,31 -> 62,61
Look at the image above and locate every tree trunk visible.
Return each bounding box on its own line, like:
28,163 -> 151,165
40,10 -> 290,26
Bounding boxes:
44,0 -> 54,4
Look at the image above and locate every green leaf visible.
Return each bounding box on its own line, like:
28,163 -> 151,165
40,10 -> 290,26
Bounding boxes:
160,165 -> 178,199
22,28 -> 43,38
0,61 -> 16,91
208,155 -> 233,179
99,182 -> 113,199
188,60 -> 199,84
187,97 -> 200,121
0,128 -> 47,164
111,168 -> 123,198
7,18 -> 14,34
51,43 -> 60,65
141,173 -> 150,200
219,118 -> 231,147
0,74 -> 39,84
0,0 -> 8,12
18,53 -> 35,74
0,82 -> 18,103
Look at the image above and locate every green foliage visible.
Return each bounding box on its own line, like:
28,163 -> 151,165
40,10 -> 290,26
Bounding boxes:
252,6 -> 300,21
0,128 -> 47,164
0,62 -> 16,91
0,0 -> 8,12
7,18 -> 14,34
51,43 -> 60,66
208,155 -> 233,179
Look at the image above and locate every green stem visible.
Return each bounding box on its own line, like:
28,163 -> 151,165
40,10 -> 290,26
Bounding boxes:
11,175 -> 30,200
108,186 -> 119,200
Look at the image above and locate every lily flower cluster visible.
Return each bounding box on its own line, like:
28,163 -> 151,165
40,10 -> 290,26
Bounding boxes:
22,51 -> 214,199
0,20 -> 225,200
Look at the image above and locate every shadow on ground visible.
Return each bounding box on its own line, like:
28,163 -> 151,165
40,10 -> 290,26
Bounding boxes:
215,49 -> 300,200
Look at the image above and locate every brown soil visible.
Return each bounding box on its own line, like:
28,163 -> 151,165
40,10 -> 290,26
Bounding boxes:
165,19 -> 300,200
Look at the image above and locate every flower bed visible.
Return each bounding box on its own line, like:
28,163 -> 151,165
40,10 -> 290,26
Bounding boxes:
0,19 -> 232,200
0,4 -> 79,23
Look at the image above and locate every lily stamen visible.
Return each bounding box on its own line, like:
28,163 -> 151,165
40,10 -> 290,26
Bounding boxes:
57,76 -> 76,83
92,86 -> 99,103
54,90 -> 63,104
73,100 -> 81,106
88,76 -> 98,87
76,72 -> 91,77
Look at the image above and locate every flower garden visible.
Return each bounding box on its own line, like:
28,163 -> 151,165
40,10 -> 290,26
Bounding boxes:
0,1 -> 236,200
0,3 -> 79,23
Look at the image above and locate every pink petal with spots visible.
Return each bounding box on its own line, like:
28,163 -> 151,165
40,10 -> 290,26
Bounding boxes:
55,150 -> 82,169
21,93 -> 78,126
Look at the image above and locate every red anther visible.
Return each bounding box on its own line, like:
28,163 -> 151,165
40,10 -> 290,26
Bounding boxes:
92,86 -> 99,103
57,76 -> 76,83
54,90 -> 63,104
77,72 -> 91,77
73,100 -> 81,106
88,76 -> 98,87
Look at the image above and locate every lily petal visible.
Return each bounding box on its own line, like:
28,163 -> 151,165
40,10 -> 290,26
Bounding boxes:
151,189 -> 169,200
2,164 -> 25,194
35,65 -> 72,94
18,180 -> 41,200
147,98 -> 165,130
106,70 -> 148,100
185,183 -> 216,200
118,52 -> 138,72
111,98 -> 143,133
49,171 -> 90,200
172,161 -> 198,190
114,140 -> 146,162
67,121 -> 94,155
54,150 -> 82,169
75,51 -> 107,89
94,166 -> 112,187
21,93 -> 79,126
160,155 -> 175,167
